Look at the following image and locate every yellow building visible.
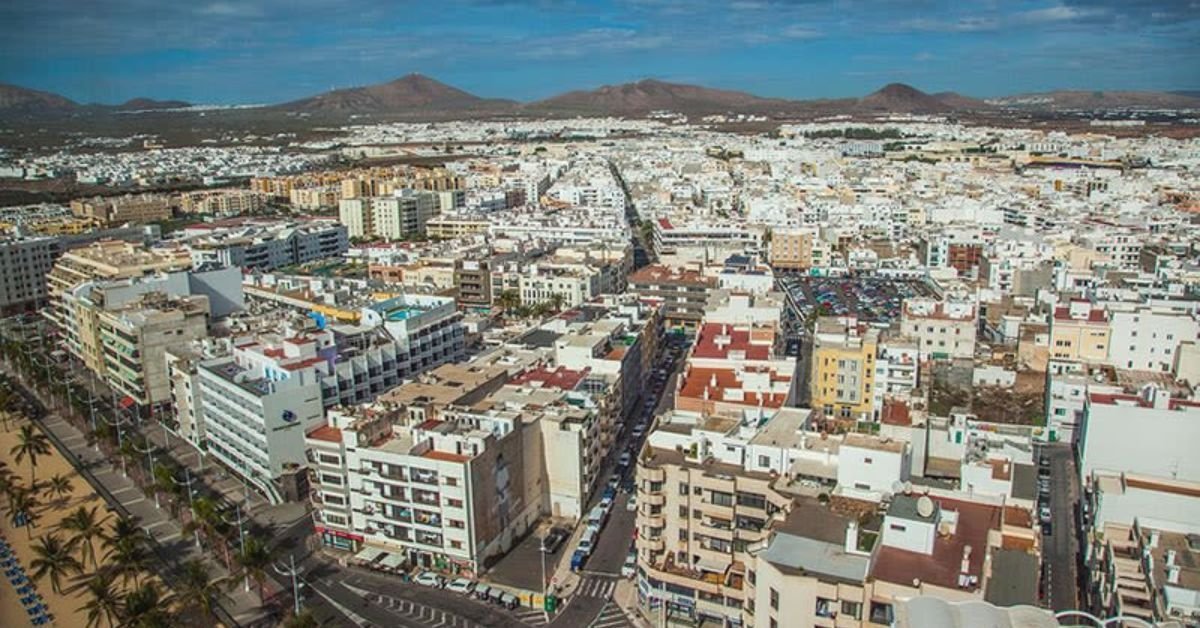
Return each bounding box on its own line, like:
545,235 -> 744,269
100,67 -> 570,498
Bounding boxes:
1049,301 -> 1111,362
426,217 -> 489,239
768,228 -> 817,270
810,317 -> 878,419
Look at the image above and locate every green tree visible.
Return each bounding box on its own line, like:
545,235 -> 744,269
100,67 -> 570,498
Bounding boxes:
43,472 -> 73,504
175,559 -> 230,622
496,289 -> 521,313
121,581 -> 174,627
10,423 -> 51,485
59,505 -> 108,570
5,486 -> 41,538
284,609 -> 320,628
548,293 -> 566,313
236,536 -> 275,600
104,518 -> 150,587
75,570 -> 123,628
29,533 -> 82,594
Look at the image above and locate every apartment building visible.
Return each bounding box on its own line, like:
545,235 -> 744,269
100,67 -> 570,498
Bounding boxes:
427,217 -> 488,240
0,236 -> 61,314
338,190 -> 439,240
810,317 -> 878,420
307,404 -> 540,575
97,292 -> 210,407
1079,386 -> 1200,483
1105,303 -> 1199,373
46,240 -> 193,357
179,189 -> 267,216
629,265 -> 716,334
181,218 -> 349,271
900,298 -> 978,361
1088,518 -> 1200,627
767,227 -> 822,271
872,336 -> 919,419
71,193 -> 173,226
454,259 -> 493,309
1049,300 -> 1111,362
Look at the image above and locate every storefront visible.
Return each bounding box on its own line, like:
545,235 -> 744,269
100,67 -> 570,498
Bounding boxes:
316,526 -> 363,552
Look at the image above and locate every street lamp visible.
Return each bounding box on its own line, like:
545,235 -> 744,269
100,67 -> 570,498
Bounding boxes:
171,468 -> 201,549
101,410 -> 132,478
220,504 -> 249,592
131,439 -> 160,509
539,530 -> 550,623
272,554 -> 303,617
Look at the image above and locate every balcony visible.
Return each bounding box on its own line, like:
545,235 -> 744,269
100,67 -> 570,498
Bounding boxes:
638,489 -> 665,506
638,536 -> 664,552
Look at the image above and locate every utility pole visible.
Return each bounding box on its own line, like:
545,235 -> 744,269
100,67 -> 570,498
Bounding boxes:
172,469 -> 200,549
131,439 -> 159,509
221,504 -> 249,592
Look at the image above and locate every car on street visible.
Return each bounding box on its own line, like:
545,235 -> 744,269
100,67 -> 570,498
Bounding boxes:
1039,505 -> 1051,522
619,452 -> 632,467
570,549 -> 587,571
1040,455 -> 1049,467
1042,521 -> 1052,536
414,572 -> 445,588
627,495 -> 637,512
446,578 -> 475,595
631,426 -> 645,439
543,528 -> 568,554
578,525 -> 599,555
621,551 -> 637,578
473,584 -> 492,600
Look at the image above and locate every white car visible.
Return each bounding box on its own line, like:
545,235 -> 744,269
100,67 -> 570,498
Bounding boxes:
626,495 -> 637,512
414,572 -> 445,588
631,427 -> 645,439
621,551 -> 637,578
446,578 -> 475,595
1039,506 -> 1051,522
618,452 -> 632,467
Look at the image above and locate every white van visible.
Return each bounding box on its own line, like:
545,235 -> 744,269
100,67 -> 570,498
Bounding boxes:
578,526 -> 599,556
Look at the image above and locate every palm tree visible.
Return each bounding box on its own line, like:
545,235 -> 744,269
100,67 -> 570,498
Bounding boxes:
75,571 -> 122,628
43,472 -> 73,504
104,534 -> 150,587
5,486 -> 40,539
497,289 -> 521,313
29,533 -> 82,594
548,293 -> 566,312
284,610 -> 320,628
121,581 -> 173,627
59,505 -> 107,570
10,423 -> 51,484
236,536 -> 275,600
176,559 -> 230,622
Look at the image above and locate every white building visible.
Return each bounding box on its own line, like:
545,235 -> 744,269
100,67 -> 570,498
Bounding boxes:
1080,386 -> 1200,483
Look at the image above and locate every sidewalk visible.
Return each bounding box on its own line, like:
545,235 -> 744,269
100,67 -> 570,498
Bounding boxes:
5,369 -> 269,626
613,579 -> 651,628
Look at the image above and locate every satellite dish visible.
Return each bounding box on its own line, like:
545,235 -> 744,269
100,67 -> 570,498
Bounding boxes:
917,495 -> 935,518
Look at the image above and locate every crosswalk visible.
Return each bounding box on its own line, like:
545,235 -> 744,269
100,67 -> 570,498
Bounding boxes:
577,575 -> 618,599
590,601 -> 636,628
512,606 -> 549,626
351,586 -> 479,628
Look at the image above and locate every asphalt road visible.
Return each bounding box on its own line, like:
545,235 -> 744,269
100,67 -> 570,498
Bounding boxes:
1040,443 -> 1081,612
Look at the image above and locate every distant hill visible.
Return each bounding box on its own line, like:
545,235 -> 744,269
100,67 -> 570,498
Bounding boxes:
526,79 -> 792,115
931,91 -> 994,111
0,83 -> 78,115
277,73 -> 515,114
114,97 -> 192,111
986,90 -> 1200,110
856,83 -> 953,114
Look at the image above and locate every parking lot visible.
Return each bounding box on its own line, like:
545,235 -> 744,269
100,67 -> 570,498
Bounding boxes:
778,275 -> 937,325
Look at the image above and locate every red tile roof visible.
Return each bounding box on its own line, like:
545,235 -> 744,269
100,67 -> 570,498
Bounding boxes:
677,366 -> 789,409
658,218 -> 674,230
870,496 -> 1002,592
307,425 -> 342,443
692,323 -> 772,361
1053,306 -> 1107,323
880,400 -> 912,427
510,366 -> 591,391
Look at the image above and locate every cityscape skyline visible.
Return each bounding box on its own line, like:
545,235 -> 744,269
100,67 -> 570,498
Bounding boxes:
2,0 -> 1198,105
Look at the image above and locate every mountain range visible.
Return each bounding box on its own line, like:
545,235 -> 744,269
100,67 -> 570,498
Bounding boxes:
2,74 -> 1198,120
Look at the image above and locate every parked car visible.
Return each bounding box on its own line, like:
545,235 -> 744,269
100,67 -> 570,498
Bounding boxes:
1042,521 -> 1053,536
1039,455 -> 1050,467
631,426 -> 645,440
473,584 -> 492,600
1039,506 -> 1052,523
414,572 -> 445,588
626,495 -> 637,512
487,588 -> 506,606
500,592 -> 521,610
618,452 -> 632,467
587,505 -> 608,529
446,578 -> 475,595
578,525 -> 599,555
621,550 -> 637,578
570,549 -> 587,571
543,528 -> 568,554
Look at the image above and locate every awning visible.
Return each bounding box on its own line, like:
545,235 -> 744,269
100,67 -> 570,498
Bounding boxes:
380,553 -> 406,570
354,547 -> 385,563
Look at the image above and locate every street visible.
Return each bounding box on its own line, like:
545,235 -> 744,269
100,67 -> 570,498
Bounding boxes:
1039,442 -> 1081,612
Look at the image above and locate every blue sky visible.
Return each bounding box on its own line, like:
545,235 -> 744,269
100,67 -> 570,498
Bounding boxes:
1,0 -> 1198,105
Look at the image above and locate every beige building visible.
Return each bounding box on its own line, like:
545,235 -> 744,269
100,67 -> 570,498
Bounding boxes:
1049,300 -> 1111,362
46,240 -> 193,363
768,228 -> 824,270
179,189 -> 267,215
427,217 -> 489,240
71,193 -> 173,226
97,292 -> 210,406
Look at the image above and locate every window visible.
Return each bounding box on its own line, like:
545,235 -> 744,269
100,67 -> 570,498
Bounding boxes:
864,457 -> 873,464
448,519 -> 464,529
736,493 -> 766,509
758,455 -> 770,467
709,491 -> 734,507
679,506 -> 689,518
320,474 -> 343,486
816,597 -> 835,618
318,453 -> 340,465
841,601 -> 862,619
889,523 -> 907,532
324,494 -> 345,505
679,482 -> 689,495
679,529 -> 689,541
870,602 -> 894,624
770,588 -> 779,610
446,498 -> 464,508
444,477 -> 458,487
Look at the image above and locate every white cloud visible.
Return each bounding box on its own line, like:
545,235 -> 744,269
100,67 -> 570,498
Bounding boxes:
781,25 -> 822,39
